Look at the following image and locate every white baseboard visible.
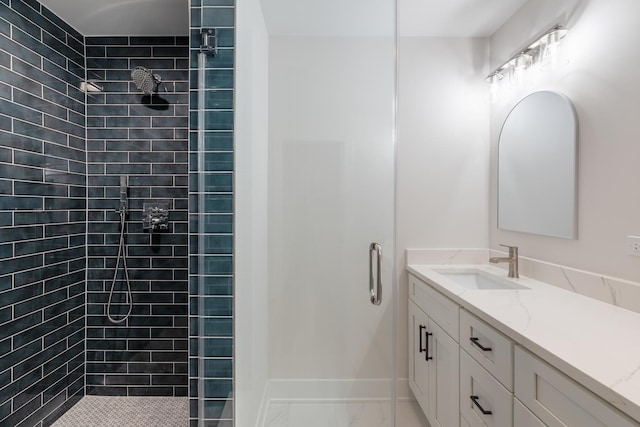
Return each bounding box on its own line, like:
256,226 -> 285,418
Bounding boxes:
265,378 -> 411,402
255,379 -> 417,426
396,378 -> 412,400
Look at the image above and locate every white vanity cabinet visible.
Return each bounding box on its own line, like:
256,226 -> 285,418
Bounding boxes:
409,275 -> 460,427
408,270 -> 640,427
514,347 -> 639,427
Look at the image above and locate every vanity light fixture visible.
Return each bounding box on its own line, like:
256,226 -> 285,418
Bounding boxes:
485,25 -> 568,94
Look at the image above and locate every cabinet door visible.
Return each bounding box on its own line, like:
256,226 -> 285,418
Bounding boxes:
514,398 -> 545,427
409,301 -> 430,415
461,416 -> 473,427
428,320 -> 460,427
515,347 -> 638,427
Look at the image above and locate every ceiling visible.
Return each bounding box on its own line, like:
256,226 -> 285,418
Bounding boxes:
398,0 -> 529,37
262,0 -> 529,37
38,0 -> 189,36
38,0 -> 527,38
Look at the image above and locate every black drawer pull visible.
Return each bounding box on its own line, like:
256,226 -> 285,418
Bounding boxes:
419,325 -> 426,354
470,395 -> 493,415
470,337 -> 492,352
425,331 -> 433,361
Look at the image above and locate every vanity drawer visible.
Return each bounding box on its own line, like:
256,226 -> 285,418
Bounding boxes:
460,349 -> 512,427
460,309 -> 513,391
409,274 -> 459,341
515,347 -> 638,427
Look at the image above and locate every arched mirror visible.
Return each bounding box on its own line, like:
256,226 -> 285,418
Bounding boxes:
498,91 -> 578,238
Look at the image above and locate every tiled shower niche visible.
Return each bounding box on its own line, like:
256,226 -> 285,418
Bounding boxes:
85,36 -> 189,397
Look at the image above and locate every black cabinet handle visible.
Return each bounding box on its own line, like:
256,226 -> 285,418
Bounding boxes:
470,395 -> 493,415
470,337 -> 492,352
419,325 -> 426,354
425,331 -> 433,361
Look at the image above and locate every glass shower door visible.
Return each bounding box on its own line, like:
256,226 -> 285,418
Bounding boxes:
266,4 -> 397,424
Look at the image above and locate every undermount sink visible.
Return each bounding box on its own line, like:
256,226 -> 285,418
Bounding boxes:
433,268 -> 529,290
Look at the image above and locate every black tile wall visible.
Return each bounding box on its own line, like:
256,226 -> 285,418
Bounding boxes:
85,36 -> 189,397
0,1 -> 86,426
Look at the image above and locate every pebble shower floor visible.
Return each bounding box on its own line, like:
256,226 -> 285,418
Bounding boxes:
50,396 -> 188,427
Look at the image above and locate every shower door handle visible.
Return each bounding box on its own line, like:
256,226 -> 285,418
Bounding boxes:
369,242 -> 382,305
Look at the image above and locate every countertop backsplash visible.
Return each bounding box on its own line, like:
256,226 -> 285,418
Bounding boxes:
406,249 -> 640,315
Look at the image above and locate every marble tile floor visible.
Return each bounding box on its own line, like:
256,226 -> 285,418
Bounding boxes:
51,396 -> 189,427
263,400 -> 428,427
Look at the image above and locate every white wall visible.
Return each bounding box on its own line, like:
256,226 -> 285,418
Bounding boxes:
397,37 -> 490,255
235,0 -> 270,423
267,36 -> 396,388
396,36 -> 490,390
490,0 -> 640,283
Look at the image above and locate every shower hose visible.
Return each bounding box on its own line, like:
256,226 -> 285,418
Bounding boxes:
107,209 -> 133,324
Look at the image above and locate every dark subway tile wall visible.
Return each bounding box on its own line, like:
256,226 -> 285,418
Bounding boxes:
0,0 -> 86,426
189,2 -> 235,425
85,36 -> 189,397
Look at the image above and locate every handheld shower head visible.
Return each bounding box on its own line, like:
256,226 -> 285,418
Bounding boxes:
131,66 -> 162,95
119,175 -> 128,214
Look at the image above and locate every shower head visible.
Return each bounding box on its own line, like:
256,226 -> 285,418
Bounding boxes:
131,66 -> 162,95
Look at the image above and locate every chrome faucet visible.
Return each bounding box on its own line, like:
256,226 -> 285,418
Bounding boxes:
489,244 -> 519,278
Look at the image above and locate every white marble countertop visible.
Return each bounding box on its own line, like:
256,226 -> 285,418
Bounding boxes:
407,263 -> 640,424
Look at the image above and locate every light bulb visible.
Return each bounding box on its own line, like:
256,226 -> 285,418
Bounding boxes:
541,28 -> 567,71
511,53 -> 531,88
488,72 -> 503,103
